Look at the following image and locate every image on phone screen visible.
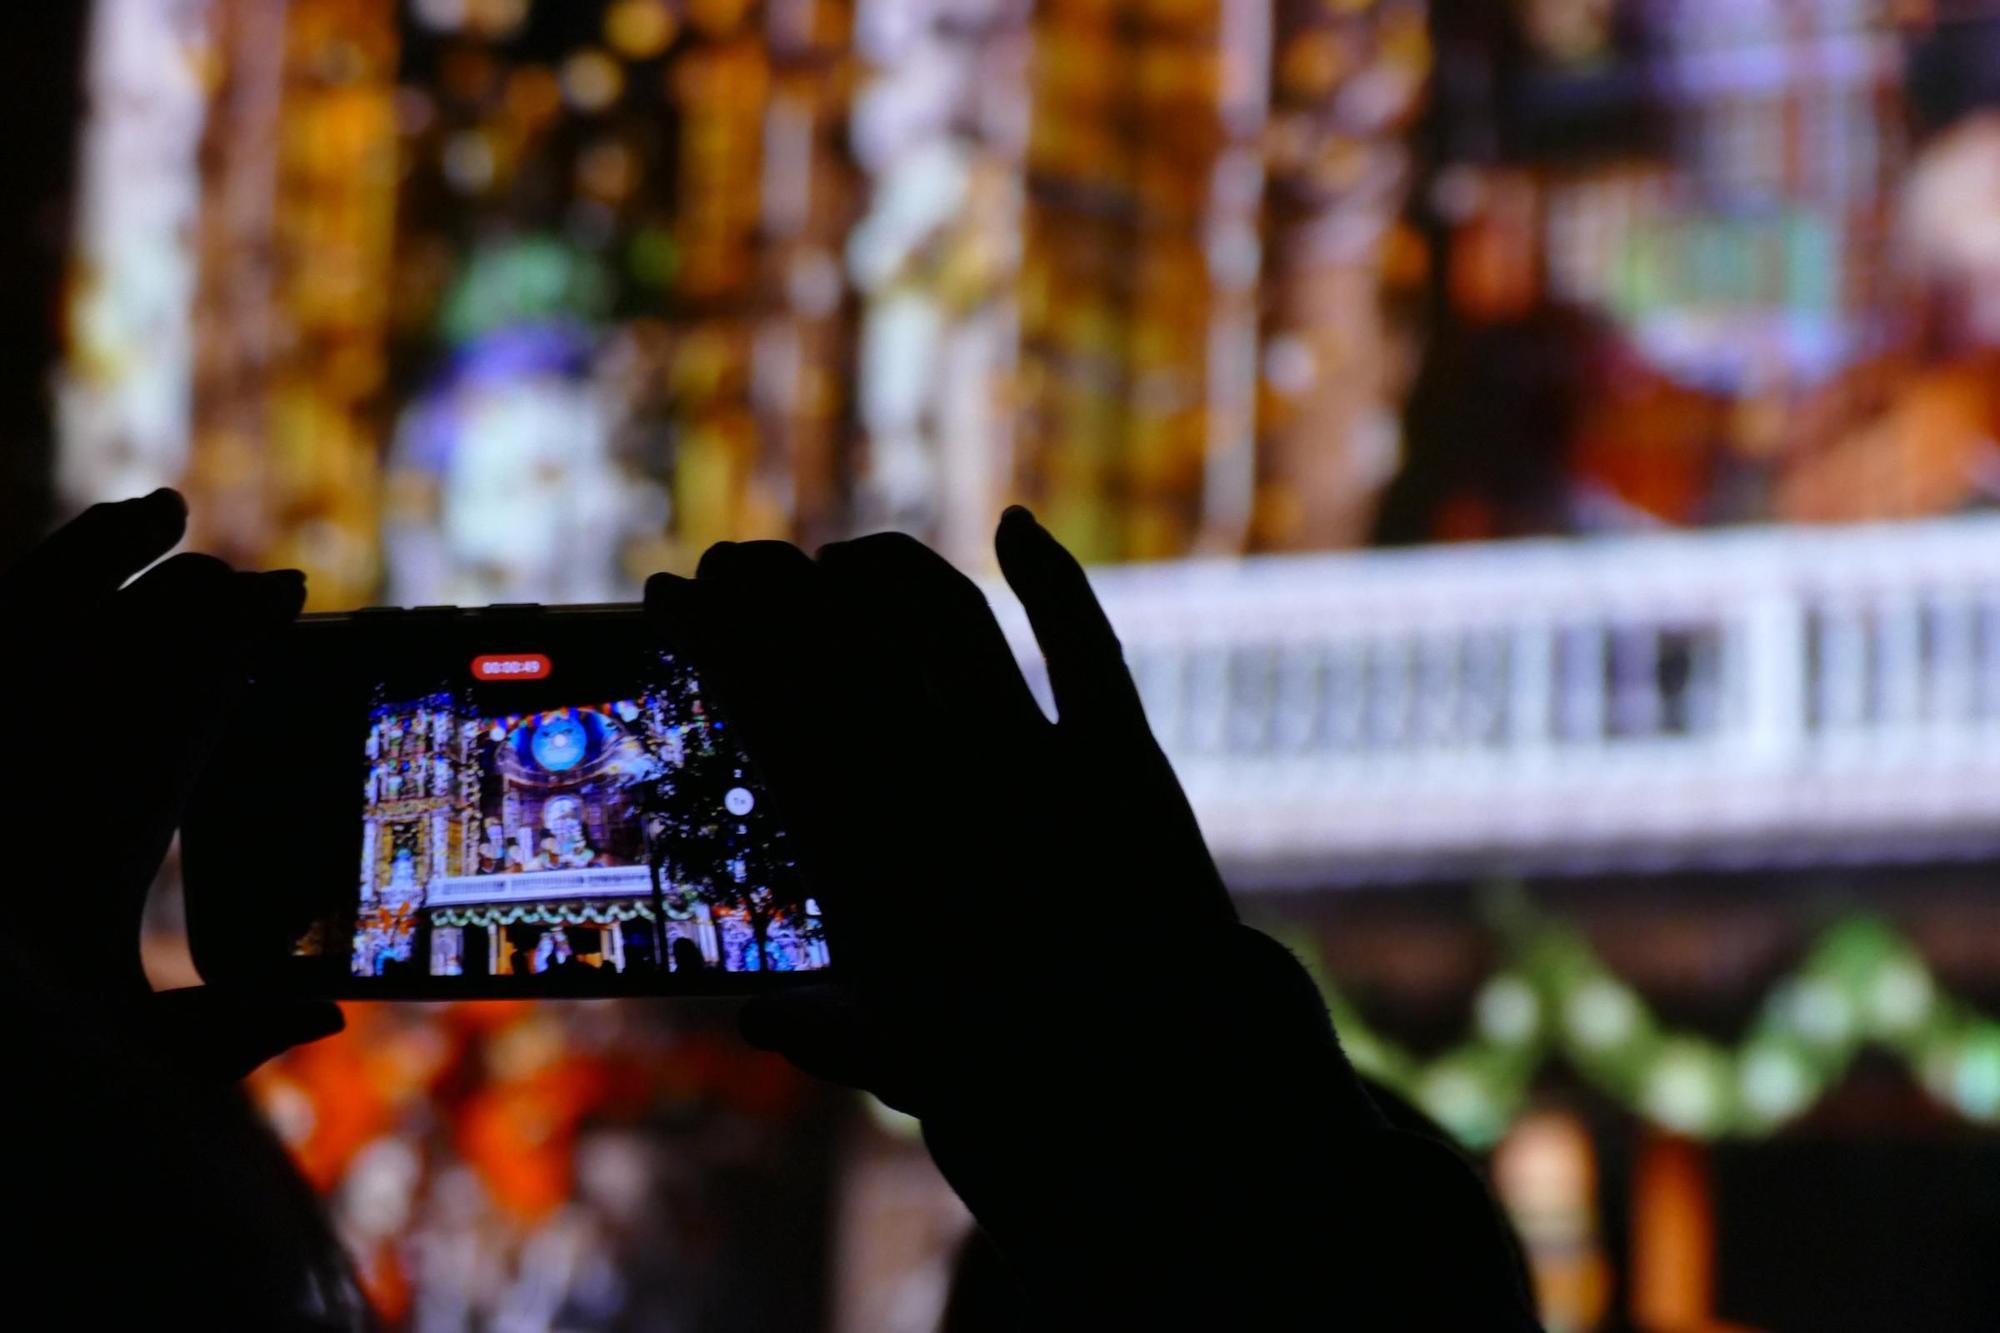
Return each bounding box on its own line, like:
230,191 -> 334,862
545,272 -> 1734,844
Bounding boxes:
305,641 -> 829,987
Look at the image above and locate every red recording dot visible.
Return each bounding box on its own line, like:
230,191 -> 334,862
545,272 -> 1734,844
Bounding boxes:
472,653 -> 551,681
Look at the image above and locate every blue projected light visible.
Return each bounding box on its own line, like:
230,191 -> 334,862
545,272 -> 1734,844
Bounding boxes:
531,714 -> 588,772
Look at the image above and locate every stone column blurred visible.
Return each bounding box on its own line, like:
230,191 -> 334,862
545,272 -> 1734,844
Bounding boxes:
666,0 -> 781,557
1019,0 -> 1264,563
188,0 -> 400,607
1252,0 -> 1429,551
845,0 -> 1031,568
59,0 -> 209,517
753,0 -> 862,553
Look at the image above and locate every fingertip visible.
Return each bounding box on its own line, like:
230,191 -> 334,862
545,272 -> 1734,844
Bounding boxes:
128,549 -> 235,598
999,503 -> 1060,551
276,569 -> 309,610
107,487 -> 189,551
812,535 -> 868,581
738,987 -> 886,1092
818,532 -> 966,592
738,993 -> 791,1050
143,486 -> 188,521
244,568 -> 307,624
293,999 -> 346,1043
126,487 -> 189,550
694,540 -> 741,582
646,570 -> 694,618
739,983 -> 849,1050
148,989 -> 347,1079
816,530 -> 907,569
995,505 -> 1054,592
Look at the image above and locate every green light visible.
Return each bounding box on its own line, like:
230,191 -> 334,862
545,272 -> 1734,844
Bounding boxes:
1953,1035 -> 2000,1120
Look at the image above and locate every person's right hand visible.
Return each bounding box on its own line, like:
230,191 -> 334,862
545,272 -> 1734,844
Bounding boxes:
652,510 -> 1536,1326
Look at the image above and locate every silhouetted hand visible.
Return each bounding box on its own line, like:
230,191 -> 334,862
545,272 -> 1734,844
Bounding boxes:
0,490 -> 342,1078
652,509 -> 1538,1327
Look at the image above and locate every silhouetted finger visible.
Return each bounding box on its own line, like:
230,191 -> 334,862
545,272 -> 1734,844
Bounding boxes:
740,985 -> 924,1113
645,571 -> 701,647
808,535 -> 1022,963
104,563 -> 305,935
675,541 -> 824,707
651,545 -> 840,808
120,559 -> 304,687
817,532 -> 1047,740
0,489 -> 187,613
147,987 -> 345,1082
652,546 -> 903,969
997,509 -> 1237,928
993,507 -> 1150,744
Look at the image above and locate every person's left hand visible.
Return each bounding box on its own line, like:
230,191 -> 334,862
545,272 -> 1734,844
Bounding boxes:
0,489 -> 342,1079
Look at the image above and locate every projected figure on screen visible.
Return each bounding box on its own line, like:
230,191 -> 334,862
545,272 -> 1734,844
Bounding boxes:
388,847 -> 416,896
477,818 -> 505,874
355,832 -> 426,976
655,889 -> 721,972
544,797 -> 597,869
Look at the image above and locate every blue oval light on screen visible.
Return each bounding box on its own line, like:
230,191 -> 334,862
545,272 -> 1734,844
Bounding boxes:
531,714 -> 588,772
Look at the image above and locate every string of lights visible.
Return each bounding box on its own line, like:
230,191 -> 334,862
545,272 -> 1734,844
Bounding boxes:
1290,906 -> 2000,1148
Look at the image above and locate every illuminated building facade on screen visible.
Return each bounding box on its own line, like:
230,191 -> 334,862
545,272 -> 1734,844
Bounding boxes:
351,660 -> 824,980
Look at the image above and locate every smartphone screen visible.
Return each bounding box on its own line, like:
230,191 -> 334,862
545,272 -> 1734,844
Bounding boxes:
186,607 -> 830,998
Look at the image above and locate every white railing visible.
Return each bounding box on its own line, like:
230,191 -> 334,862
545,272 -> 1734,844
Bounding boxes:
429,865 -> 653,906
991,515 -> 2000,884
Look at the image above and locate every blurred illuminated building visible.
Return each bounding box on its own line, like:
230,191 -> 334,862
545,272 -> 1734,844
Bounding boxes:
190,0 -> 399,608
58,0 -> 212,510
754,0 -> 862,553
71,0 -> 2000,582
56,0 -> 2000,1329
847,0 -> 1028,566
1492,1109 -> 1611,1332
1014,0 -> 1335,562
1387,0 -> 1998,541
1253,0 -> 1430,551
383,0 -> 766,599
250,997 -> 838,1328
96,0 -> 864,605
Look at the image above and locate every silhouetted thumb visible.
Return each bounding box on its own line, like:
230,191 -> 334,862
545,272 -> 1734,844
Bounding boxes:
740,984 -> 924,1112
145,987 -> 345,1082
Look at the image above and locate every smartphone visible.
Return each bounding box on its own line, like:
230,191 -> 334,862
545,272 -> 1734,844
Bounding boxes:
183,604 -> 830,999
